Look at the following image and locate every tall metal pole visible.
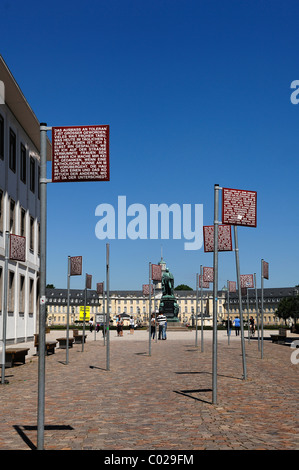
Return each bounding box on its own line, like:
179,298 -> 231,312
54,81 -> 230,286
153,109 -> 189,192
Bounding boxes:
66,256 -> 71,364
82,286 -> 87,352
247,288 -> 250,343
149,262 -> 152,356
254,273 -> 260,351
106,244 -> 110,370
103,282 -> 106,346
200,265 -> 204,352
1,231 -> 9,384
227,280 -> 230,346
37,123 -> 49,450
233,226 -> 247,380
261,259 -> 264,359
212,184 -> 219,404
195,273 -> 199,347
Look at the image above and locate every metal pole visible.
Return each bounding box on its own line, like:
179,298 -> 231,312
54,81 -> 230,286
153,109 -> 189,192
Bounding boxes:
212,184 -> 219,404
247,288 -> 250,343
254,273 -> 260,351
233,226 -> 247,380
106,244 -> 110,370
149,262 -> 152,356
200,265 -> 204,352
261,259 -> 264,359
154,282 -> 157,343
227,280 -> 230,346
1,231 -> 9,384
66,256 -> 70,364
103,282 -> 106,346
37,123 -> 49,450
82,286 -> 87,352
195,273 -> 198,347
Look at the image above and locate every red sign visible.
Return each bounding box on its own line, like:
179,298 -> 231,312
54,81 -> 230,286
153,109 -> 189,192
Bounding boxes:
142,284 -> 153,295
228,281 -> 236,293
203,225 -> 232,252
10,234 -> 26,262
52,125 -> 109,182
152,264 -> 162,282
97,282 -> 104,295
199,275 -> 209,289
222,187 -> 257,227
86,274 -> 92,289
262,261 -> 269,280
240,274 -> 254,288
70,256 -> 82,276
203,267 -> 214,283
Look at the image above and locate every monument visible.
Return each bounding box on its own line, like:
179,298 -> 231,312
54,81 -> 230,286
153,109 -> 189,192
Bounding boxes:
159,267 -> 180,322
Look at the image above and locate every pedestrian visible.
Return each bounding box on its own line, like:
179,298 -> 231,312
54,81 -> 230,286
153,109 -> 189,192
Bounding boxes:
249,316 -> 255,337
233,316 -> 240,336
157,312 -> 166,340
96,322 -> 100,333
116,315 -> 123,337
89,317 -> 94,332
129,316 -> 135,334
163,319 -> 167,340
151,313 -> 156,340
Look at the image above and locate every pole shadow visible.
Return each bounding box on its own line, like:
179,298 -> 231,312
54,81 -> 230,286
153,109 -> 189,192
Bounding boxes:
13,424 -> 74,450
174,389 -> 212,405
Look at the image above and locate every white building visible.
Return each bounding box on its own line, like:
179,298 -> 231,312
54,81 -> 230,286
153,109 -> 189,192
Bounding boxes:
0,55 -> 51,343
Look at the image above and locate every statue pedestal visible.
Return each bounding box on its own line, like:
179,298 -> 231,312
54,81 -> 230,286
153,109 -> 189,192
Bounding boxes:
159,296 -> 179,321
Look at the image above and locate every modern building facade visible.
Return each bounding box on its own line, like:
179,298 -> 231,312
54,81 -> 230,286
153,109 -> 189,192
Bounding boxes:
0,55 -> 51,343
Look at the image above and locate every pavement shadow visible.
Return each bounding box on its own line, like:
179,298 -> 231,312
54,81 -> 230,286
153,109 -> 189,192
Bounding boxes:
13,424 -> 74,450
174,389 -> 212,405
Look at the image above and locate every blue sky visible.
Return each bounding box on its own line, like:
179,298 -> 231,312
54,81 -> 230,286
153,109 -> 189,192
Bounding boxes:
1,0 -> 299,290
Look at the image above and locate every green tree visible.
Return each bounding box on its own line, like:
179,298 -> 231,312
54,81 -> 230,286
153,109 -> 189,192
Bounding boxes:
174,284 -> 193,291
276,295 -> 299,324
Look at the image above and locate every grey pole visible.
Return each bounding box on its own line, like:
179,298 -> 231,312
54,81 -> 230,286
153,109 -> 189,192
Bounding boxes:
106,244 -> 110,370
37,123 -> 49,450
200,265 -> 204,352
66,256 -> 71,364
149,262 -> 152,356
82,286 -> 87,352
227,280 -> 230,346
103,282 -> 106,346
212,184 -> 219,404
233,226 -> 247,380
195,273 -> 199,347
1,231 -> 9,384
261,259 -> 264,359
247,288 -> 250,343
254,273 -> 260,351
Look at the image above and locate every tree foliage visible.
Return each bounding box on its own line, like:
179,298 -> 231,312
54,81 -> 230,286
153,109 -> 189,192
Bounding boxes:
174,284 -> 193,291
276,295 -> 299,323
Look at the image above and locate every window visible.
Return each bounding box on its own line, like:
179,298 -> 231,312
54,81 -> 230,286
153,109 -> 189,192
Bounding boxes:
8,271 -> 15,312
29,279 -> 34,314
10,198 -> 15,233
30,216 -> 34,251
9,129 -> 16,172
19,275 -> 25,313
20,208 -> 26,237
0,189 -> 3,232
0,114 -> 4,160
30,156 -> 35,193
20,144 -> 26,183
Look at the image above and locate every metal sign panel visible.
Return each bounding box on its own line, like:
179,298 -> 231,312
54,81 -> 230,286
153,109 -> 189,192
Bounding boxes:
79,306 -> 90,321
152,264 -> 162,281
97,282 -> 104,295
262,261 -> 269,280
240,274 -> 254,288
86,274 -> 92,289
70,256 -> 82,276
142,284 -> 153,295
52,125 -> 109,182
222,187 -> 257,227
199,274 -> 209,289
203,225 -> 232,252
203,267 -> 214,283
9,234 -> 26,261
228,281 -> 236,293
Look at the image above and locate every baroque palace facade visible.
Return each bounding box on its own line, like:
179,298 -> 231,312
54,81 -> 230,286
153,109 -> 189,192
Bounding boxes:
46,285 -> 295,328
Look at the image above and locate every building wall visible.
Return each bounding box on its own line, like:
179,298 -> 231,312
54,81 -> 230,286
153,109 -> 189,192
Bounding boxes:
0,100 -> 40,343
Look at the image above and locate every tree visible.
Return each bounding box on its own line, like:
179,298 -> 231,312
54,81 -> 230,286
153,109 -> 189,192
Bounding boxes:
174,284 -> 193,291
46,284 -> 55,289
276,295 -> 299,324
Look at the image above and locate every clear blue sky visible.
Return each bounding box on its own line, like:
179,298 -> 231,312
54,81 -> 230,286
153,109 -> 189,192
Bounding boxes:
2,0 -> 299,290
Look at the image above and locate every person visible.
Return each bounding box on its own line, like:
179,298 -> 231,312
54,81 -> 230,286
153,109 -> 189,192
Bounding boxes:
150,313 -> 156,340
233,316 -> 240,336
163,319 -> 167,340
116,315 -> 123,337
89,317 -> 94,332
129,316 -> 135,334
96,322 -> 100,333
157,312 -> 166,340
249,316 -> 255,337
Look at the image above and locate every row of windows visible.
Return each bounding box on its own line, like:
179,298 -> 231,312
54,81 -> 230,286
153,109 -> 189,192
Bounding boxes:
0,268 -> 36,313
0,113 -> 39,196
0,189 -> 39,253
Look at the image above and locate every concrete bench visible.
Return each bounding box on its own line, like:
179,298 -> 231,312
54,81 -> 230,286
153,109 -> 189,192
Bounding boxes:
34,334 -> 57,355
56,337 -> 74,349
270,328 -> 287,344
0,348 -> 30,368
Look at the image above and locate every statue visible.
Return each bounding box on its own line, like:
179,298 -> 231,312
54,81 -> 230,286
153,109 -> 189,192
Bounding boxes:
159,267 -> 179,321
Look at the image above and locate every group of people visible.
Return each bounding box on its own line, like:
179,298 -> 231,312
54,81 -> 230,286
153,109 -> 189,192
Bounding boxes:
151,312 -> 167,340
227,316 -> 256,337
116,315 -> 135,336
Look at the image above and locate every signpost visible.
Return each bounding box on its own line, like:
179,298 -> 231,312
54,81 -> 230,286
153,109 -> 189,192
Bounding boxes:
38,122 -> 110,450
152,264 -> 162,342
261,260 -> 269,359
66,255 -> 82,363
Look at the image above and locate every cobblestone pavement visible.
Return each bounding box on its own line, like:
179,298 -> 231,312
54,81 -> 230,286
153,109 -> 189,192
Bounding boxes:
0,330 -> 298,451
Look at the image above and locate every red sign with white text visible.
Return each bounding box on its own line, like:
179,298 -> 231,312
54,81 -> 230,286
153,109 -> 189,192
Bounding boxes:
222,187 -> 257,227
203,225 -> 232,252
52,125 -> 109,182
